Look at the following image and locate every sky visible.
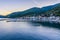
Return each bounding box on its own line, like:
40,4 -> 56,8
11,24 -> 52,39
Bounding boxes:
0,0 -> 60,15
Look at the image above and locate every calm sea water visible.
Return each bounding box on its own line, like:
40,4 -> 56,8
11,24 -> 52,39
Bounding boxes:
0,21 -> 60,40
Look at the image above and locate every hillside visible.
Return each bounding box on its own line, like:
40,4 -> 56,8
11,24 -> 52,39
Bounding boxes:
7,7 -> 41,18
44,3 -> 60,16
0,15 -> 6,18
7,3 -> 60,18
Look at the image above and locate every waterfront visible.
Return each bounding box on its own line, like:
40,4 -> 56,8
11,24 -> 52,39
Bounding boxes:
0,21 -> 60,40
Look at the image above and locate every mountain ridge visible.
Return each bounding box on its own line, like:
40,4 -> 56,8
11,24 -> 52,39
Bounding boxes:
4,3 -> 60,18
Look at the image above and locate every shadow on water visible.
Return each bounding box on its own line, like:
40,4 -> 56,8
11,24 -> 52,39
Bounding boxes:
29,21 -> 60,29
29,22 -> 41,26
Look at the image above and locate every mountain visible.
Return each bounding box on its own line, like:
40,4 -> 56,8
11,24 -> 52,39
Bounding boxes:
44,3 -> 60,16
7,7 -> 41,18
0,15 -> 6,18
7,3 -> 60,18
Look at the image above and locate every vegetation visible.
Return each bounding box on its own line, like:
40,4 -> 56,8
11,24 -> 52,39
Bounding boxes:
0,3 -> 60,18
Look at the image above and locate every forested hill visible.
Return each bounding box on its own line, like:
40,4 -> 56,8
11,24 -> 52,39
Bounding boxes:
6,3 -> 60,18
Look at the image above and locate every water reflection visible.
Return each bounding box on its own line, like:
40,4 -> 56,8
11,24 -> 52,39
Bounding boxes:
0,22 -> 60,40
30,22 -> 60,29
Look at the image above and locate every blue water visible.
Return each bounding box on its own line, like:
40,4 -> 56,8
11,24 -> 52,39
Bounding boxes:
0,21 -> 60,40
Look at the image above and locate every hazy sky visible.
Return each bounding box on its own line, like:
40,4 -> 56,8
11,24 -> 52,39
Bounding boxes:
0,0 -> 60,15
